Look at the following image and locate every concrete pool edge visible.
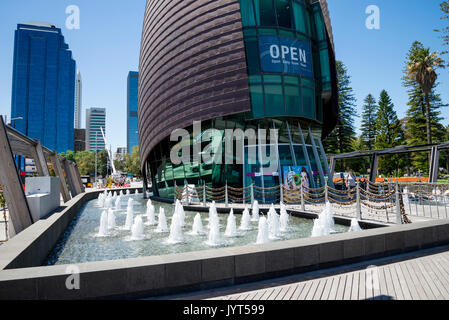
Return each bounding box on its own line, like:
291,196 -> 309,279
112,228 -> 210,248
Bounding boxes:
0,191 -> 448,299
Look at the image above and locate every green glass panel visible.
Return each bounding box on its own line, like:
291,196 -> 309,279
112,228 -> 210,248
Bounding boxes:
263,74 -> 282,83
244,37 -> 261,74
258,28 -> 277,35
249,84 -> 265,118
284,75 -> 299,85
292,2 -> 308,35
243,28 -> 257,36
314,10 -> 326,41
284,85 -> 301,116
275,0 -> 293,29
264,84 -> 284,116
302,86 -> 315,119
301,77 -> 314,87
319,48 -> 331,83
279,29 -> 295,38
249,75 -> 262,83
239,0 -> 257,26
257,0 -> 276,26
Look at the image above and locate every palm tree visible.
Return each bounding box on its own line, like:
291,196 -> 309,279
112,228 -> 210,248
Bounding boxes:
406,49 -> 445,145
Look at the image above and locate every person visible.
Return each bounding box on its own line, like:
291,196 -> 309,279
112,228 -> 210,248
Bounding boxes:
300,167 -> 309,191
345,169 -> 356,191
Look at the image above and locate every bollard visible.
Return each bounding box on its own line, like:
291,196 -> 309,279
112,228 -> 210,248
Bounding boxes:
225,181 -> 229,208
185,184 -> 190,205
203,183 -> 206,207
251,184 -> 254,204
301,183 -> 305,212
395,183 -> 402,224
174,181 -> 177,202
356,180 -> 361,220
280,183 -> 284,204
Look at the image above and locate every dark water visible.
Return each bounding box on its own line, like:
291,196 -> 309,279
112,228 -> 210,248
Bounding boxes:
45,195 -> 349,265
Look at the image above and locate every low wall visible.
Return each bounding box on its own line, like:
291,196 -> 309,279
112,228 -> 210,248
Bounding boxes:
0,190 -> 448,299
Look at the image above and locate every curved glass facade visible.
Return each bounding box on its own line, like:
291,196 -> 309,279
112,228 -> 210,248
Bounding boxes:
240,0 -> 332,122
140,0 -> 337,202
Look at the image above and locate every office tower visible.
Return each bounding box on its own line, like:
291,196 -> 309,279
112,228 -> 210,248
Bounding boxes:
75,70 -> 82,129
127,71 -> 139,154
10,22 -> 76,153
86,107 -> 106,152
74,128 -> 86,152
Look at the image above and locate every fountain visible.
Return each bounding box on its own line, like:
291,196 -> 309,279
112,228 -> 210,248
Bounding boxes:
120,190 -> 124,196
96,210 -> 109,237
348,218 -> 362,232
155,208 -> 169,233
126,189 -> 130,195
279,203 -> 290,232
123,201 -> 134,230
206,213 -> 222,246
175,200 -> 186,227
311,202 -> 336,237
224,209 -> 238,237
107,208 -> 116,230
256,217 -> 269,244
239,207 -> 252,231
189,213 -> 205,236
207,202 -> 219,229
104,197 -> 113,209
167,208 -> 184,244
251,200 -> 260,221
115,196 -> 121,210
267,204 -> 281,240
97,193 -> 105,207
135,189 -> 139,195
130,216 -> 145,240
145,203 -> 157,226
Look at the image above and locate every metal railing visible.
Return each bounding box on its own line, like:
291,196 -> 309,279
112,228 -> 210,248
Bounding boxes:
172,180 -> 449,225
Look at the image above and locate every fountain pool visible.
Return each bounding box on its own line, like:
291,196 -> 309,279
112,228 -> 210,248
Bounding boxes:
45,195 -> 349,265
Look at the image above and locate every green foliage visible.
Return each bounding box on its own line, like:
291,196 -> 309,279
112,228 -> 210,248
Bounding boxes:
375,90 -> 405,176
323,60 -> 358,171
436,1 -> 449,62
403,41 -> 448,173
124,146 -> 141,178
360,94 -> 377,150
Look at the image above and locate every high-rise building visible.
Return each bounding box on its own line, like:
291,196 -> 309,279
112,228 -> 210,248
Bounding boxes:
138,0 -> 338,200
10,23 -> 76,153
127,71 -> 139,154
74,128 -> 86,152
75,70 -> 82,129
86,107 -> 106,152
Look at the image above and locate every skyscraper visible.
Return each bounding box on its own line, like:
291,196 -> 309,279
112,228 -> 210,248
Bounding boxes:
10,23 -> 76,153
127,71 -> 139,154
86,107 -> 106,152
75,70 -> 82,129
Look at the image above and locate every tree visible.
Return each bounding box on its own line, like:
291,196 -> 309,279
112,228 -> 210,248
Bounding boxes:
323,61 -> 358,171
403,41 -> 447,173
97,150 -> 109,177
360,94 -> 377,150
124,146 -> 141,178
375,90 -> 405,176
436,1 -> 449,64
405,43 -> 445,146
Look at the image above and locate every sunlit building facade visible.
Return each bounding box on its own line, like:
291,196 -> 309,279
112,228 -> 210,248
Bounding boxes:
138,0 -> 338,201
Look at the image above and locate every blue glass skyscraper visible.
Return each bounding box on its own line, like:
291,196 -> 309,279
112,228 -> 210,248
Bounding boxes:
11,23 -> 76,153
127,71 -> 139,154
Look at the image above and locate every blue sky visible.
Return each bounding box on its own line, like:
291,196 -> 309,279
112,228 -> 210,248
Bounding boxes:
0,0 -> 448,154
